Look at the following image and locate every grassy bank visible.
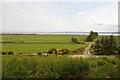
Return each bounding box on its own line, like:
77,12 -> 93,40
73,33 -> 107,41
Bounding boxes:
2,55 -> 119,78
2,55 -> 90,78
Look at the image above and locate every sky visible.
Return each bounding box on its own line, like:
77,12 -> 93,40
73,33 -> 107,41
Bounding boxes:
1,0 -> 119,33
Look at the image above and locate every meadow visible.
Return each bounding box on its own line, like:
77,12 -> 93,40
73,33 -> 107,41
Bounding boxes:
1,34 -> 88,54
2,55 -> 119,78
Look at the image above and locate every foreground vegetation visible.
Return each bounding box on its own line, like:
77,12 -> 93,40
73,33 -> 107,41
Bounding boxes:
2,55 -> 119,78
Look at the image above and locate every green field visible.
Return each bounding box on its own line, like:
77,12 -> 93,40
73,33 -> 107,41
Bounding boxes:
1,34 -> 88,54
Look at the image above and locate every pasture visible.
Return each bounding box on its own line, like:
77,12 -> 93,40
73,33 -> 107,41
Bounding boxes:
1,34 -> 88,54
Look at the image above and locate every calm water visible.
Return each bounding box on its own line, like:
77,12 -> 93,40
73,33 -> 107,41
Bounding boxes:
1,32 -> 120,36
36,32 -> 120,36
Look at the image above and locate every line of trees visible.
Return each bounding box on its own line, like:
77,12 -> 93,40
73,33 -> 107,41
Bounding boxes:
93,35 -> 118,55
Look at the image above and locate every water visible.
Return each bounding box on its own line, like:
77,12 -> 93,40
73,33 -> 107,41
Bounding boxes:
36,32 -> 120,36
1,32 -> 120,36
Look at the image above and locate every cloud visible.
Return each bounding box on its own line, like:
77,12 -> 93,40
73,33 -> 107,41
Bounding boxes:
2,2 -> 118,33
1,0 -> 119,2
2,3 -> 70,32
76,12 -> 87,15
69,2 -> 118,32
94,23 -> 104,25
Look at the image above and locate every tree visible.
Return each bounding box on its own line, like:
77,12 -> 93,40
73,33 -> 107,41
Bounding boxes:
86,31 -> 98,42
71,37 -> 78,43
93,35 -> 118,55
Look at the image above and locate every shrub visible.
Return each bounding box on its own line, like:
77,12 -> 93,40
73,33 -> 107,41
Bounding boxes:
97,60 -> 107,66
71,37 -> 78,43
2,52 -> 7,55
89,63 -> 118,78
93,35 -> 118,55
8,51 -> 14,55
48,48 -> 57,54
37,52 -> 42,55
72,48 -> 84,55
59,49 -> 69,55
48,48 -> 70,55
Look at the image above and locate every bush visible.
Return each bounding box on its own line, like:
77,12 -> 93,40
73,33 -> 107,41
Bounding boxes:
2,52 -> 7,55
89,63 -> 118,78
93,35 -> 118,55
97,60 -> 107,66
37,52 -> 42,55
8,51 -> 14,55
48,48 -> 57,54
59,49 -> 69,55
71,37 -> 78,43
48,48 -> 70,55
72,48 -> 84,54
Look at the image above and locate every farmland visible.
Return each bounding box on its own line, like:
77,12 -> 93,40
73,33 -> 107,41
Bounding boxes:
1,34 -> 119,78
1,34 -> 88,54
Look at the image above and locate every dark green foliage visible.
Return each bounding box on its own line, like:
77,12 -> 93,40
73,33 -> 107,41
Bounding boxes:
117,47 -> 120,55
48,48 -> 57,54
1,51 -> 14,55
93,35 -> 118,55
2,52 -> 7,55
71,37 -> 78,43
48,48 -> 70,55
89,57 -> 118,78
97,60 -> 107,66
86,31 -> 98,42
8,51 -> 14,55
72,48 -> 84,54
89,63 -> 118,78
59,49 -> 69,55
37,52 -> 42,55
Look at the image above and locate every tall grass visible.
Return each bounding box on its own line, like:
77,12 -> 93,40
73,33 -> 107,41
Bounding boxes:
2,55 -> 90,78
88,56 -> 118,78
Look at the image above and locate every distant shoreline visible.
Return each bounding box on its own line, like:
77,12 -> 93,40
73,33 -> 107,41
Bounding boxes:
0,32 -> 119,35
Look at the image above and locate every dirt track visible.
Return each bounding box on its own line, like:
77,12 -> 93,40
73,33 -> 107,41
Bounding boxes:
69,42 -> 95,58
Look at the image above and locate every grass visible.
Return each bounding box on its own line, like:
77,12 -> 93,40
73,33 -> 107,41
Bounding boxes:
2,55 -> 119,78
2,55 -> 90,78
2,43 -> 87,53
88,56 -> 118,78
1,34 -> 87,43
1,34 -> 88,54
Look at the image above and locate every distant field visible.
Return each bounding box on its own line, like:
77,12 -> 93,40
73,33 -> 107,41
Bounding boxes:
1,34 -> 88,54
2,34 -> 86,43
